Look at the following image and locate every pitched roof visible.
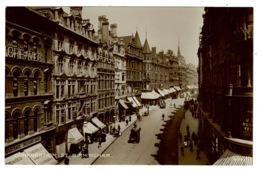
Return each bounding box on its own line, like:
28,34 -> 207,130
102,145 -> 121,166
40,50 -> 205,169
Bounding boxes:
119,35 -> 133,49
143,38 -> 151,54
134,31 -> 142,49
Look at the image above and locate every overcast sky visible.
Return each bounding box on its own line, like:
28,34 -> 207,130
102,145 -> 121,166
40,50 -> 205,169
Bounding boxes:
63,7 -> 204,66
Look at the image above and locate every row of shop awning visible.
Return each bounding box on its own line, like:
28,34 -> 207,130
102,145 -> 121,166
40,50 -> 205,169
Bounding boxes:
6,116 -> 108,165
127,96 -> 141,108
5,143 -> 58,165
141,87 -> 181,99
141,90 -> 161,99
83,116 -> 106,134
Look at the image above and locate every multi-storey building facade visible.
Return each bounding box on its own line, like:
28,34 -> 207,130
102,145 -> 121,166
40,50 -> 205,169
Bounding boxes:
198,7 -> 253,164
176,42 -> 187,88
120,31 -> 143,110
97,16 -> 115,124
142,36 -> 152,91
30,7 -> 99,158
5,7 -> 56,160
186,63 -> 198,87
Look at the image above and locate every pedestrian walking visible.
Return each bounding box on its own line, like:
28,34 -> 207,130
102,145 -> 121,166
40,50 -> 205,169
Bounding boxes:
186,124 -> 190,132
189,141 -> 193,152
180,145 -> 184,156
187,130 -> 190,139
64,154 -> 70,165
196,147 -> 201,160
162,113 -> 165,120
178,131 -> 182,143
82,143 -> 89,158
126,119 -> 129,126
98,136 -> 102,148
118,125 -> 121,136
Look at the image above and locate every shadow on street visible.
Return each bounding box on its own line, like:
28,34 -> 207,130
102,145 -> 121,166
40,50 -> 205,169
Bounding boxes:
151,105 -> 185,165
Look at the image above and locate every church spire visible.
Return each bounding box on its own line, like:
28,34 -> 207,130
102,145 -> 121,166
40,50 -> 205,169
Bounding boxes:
178,40 -> 181,56
143,32 -> 151,54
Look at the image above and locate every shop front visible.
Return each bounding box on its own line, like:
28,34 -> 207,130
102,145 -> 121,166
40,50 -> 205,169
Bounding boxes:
67,127 -> 84,155
83,121 -> 99,143
118,99 -> 128,121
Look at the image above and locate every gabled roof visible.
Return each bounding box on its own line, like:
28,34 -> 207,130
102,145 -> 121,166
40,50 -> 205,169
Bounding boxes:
119,35 -> 133,49
134,31 -> 142,49
143,38 -> 151,54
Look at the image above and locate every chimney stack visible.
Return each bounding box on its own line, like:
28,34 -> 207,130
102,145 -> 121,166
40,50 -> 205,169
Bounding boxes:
102,20 -> 109,44
152,47 -> 156,58
70,7 -> 82,17
110,24 -> 117,38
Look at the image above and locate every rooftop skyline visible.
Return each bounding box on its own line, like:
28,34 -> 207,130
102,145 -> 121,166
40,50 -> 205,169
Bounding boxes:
63,7 -> 204,66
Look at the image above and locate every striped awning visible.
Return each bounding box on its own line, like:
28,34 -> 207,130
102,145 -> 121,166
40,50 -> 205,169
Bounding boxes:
127,97 -> 138,108
213,149 -> 253,165
162,89 -> 169,95
174,86 -> 182,91
157,89 -> 165,96
119,99 -> 129,109
141,90 -> 160,100
169,88 -> 176,93
133,96 -> 141,107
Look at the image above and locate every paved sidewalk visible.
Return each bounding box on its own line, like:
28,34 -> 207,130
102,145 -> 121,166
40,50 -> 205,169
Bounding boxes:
178,109 -> 208,165
58,106 -> 158,165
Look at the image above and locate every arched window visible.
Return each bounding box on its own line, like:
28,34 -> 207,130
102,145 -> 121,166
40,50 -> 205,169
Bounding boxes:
24,70 -> 30,96
13,70 -> 20,97
34,108 -> 39,132
24,109 -> 30,136
13,111 -> 20,139
33,72 -> 39,95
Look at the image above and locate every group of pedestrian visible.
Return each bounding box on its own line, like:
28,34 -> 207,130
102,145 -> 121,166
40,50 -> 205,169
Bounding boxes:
179,124 -> 201,160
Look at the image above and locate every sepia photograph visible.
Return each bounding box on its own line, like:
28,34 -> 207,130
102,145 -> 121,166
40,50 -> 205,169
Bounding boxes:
2,0 -> 256,167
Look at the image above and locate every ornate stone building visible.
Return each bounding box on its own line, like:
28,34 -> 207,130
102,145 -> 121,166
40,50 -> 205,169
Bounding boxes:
25,7 -> 98,158
198,7 -> 253,164
5,7 -> 55,158
97,16 -> 116,124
